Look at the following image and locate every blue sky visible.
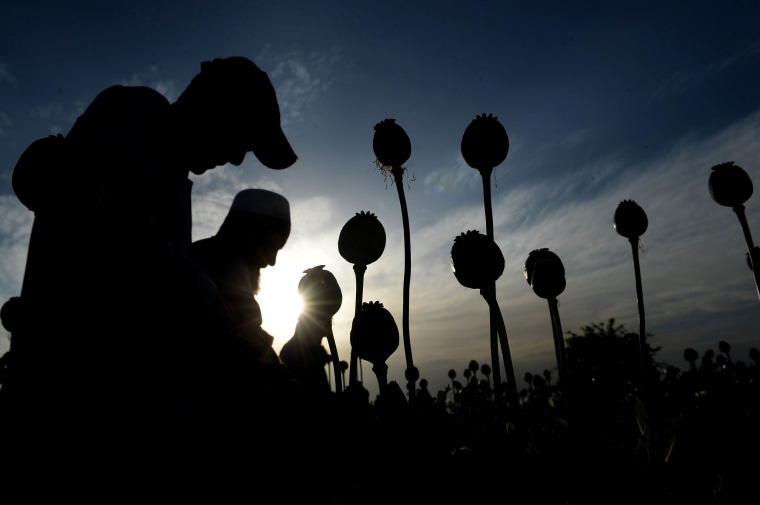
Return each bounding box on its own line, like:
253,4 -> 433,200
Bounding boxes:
1,1 -> 760,398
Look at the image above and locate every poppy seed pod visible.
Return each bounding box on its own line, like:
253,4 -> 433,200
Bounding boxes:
373,118 -> 411,168
338,211 -> 386,266
524,248 -> 566,299
350,301 -> 399,366
709,161 -> 753,207
298,265 -> 342,319
450,230 -> 505,290
460,113 -> 509,170
614,199 -> 648,239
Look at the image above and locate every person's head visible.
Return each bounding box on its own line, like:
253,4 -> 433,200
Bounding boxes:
172,57 -> 297,174
218,189 -> 291,270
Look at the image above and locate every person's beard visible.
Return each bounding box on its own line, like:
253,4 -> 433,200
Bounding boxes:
250,267 -> 261,295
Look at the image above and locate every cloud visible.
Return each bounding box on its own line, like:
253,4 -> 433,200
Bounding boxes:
265,48 -> 342,127
651,40 -> 760,101
362,107 -> 760,396
120,66 -> 178,102
0,196 -> 33,357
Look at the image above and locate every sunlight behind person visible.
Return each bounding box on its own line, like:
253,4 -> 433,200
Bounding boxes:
258,266 -> 304,350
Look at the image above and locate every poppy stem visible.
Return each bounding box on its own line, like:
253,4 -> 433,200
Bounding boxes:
479,166 -> 515,403
628,236 -> 646,369
547,297 -> 569,423
733,205 -> 760,301
372,363 -> 389,393
488,294 -> 503,394
487,294 -> 518,405
324,322 -> 342,394
392,166 -> 416,397
349,264 -> 367,388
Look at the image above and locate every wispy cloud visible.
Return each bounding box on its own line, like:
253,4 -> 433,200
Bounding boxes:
347,107 -> 760,395
0,196 -> 33,356
264,47 -> 342,127
652,40 -> 760,101
119,65 -> 178,102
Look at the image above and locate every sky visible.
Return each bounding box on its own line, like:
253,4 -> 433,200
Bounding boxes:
1,1 -> 760,400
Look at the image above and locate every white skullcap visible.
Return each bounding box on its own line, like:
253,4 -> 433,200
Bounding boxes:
229,188 -> 290,224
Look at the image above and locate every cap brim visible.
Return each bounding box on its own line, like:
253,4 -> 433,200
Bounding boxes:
250,127 -> 297,170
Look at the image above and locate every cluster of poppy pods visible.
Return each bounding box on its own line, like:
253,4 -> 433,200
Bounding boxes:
329,116 -> 758,405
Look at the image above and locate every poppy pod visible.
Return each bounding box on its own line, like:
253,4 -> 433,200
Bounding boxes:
709,161 -> 753,207
373,118 -> 411,168
614,199 -> 648,239
450,230 -> 505,290
298,265 -> 342,319
460,113 -> 509,170
524,248 -> 566,299
338,211 -> 386,266
350,301 -> 399,366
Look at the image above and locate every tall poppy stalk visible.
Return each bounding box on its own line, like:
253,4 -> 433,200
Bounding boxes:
451,230 -> 509,399
373,119 -> 418,395
460,113 -> 516,404
708,161 -> 760,301
338,211 -> 386,388
614,199 -> 649,369
525,248 -> 568,421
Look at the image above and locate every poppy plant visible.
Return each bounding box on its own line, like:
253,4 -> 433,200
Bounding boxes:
459,113 -> 514,404
450,230 -> 518,403
350,301 -> 399,392
709,161 -> 760,301
524,247 -> 568,420
373,119 -> 418,395
338,211 -> 386,386
614,199 -> 650,372
298,265 -> 343,393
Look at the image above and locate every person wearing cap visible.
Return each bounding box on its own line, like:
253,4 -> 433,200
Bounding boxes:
1,57 -> 297,490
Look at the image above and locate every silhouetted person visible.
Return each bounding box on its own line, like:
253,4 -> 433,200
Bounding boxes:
190,188 -> 294,408
189,189 -> 320,491
1,57 -> 297,493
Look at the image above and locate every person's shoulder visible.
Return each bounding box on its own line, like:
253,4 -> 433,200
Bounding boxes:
94,85 -> 169,106
67,85 -> 171,141
192,236 -> 219,256
79,85 -> 169,122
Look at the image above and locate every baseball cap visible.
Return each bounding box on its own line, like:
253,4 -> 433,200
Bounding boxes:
194,57 -> 298,170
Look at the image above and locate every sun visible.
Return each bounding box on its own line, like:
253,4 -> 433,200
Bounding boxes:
257,265 -> 304,352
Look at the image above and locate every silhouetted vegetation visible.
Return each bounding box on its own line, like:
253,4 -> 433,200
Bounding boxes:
313,320 -> 758,504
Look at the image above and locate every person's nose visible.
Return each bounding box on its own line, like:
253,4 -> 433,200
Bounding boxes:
265,249 -> 278,267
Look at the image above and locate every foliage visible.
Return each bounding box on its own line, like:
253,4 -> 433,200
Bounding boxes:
564,318 -> 661,395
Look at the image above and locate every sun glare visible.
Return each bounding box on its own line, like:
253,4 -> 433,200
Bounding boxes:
257,267 -> 304,351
